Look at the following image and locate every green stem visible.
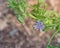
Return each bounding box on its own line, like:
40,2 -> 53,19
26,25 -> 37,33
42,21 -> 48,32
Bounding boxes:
46,31 -> 58,48
37,0 -> 40,14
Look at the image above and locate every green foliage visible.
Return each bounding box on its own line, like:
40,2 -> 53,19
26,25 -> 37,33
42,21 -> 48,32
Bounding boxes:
47,45 -> 59,48
8,0 -> 60,48
8,0 -> 28,23
16,15 -> 24,23
31,0 -> 60,32
38,0 -> 44,3
31,0 -> 60,48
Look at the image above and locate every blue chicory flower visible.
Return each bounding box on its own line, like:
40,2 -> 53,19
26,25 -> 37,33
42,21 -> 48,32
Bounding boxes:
33,20 -> 45,32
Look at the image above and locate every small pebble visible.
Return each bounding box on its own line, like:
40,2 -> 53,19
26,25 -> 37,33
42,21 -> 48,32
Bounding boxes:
9,29 -> 19,36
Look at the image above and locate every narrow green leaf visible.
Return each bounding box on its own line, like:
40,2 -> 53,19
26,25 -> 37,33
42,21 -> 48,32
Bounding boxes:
38,0 -> 44,3
16,15 -> 24,23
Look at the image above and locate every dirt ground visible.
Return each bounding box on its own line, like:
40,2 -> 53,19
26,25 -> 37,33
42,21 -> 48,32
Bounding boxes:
0,0 -> 60,48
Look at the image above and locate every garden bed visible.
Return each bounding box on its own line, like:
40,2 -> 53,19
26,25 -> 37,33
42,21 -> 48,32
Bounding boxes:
0,0 -> 60,48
